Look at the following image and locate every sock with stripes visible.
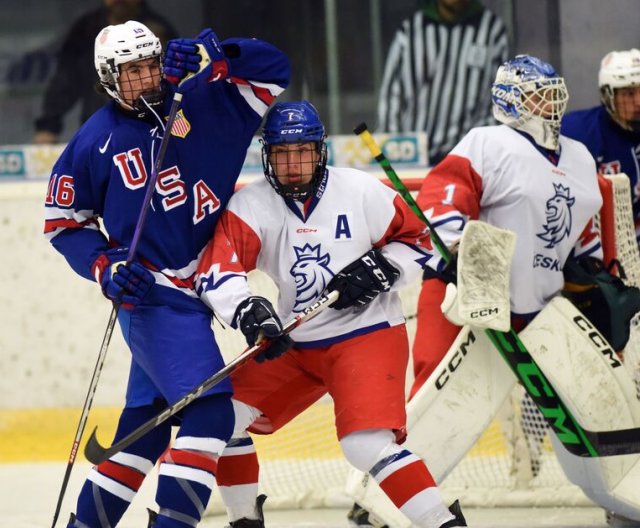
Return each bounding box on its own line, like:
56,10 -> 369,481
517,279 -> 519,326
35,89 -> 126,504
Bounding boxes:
71,405 -> 171,528
154,394 -> 234,528
216,432 -> 261,521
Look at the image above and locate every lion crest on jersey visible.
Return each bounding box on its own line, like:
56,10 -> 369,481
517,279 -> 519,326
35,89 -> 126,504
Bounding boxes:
290,243 -> 334,312
537,183 -> 575,248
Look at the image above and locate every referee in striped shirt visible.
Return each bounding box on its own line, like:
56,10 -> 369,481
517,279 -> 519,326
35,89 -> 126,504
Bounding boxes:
377,0 -> 508,165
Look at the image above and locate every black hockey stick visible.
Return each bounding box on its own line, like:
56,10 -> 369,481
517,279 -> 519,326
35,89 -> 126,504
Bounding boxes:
354,122 -> 640,458
83,289 -> 340,465
50,92 -> 184,528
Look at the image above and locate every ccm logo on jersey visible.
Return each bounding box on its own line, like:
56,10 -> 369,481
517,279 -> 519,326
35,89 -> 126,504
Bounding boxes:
572,314 -> 622,368
297,228 -> 317,233
435,331 -> 477,390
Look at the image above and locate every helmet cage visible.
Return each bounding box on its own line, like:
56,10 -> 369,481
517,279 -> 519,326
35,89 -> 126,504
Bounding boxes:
260,101 -> 328,201
94,21 -> 163,112
261,141 -> 328,201
598,50 -> 640,132
491,55 -> 568,150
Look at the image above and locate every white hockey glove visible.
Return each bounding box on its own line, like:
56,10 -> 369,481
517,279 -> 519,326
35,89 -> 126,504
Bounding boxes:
440,282 -> 465,327
439,221 -> 516,332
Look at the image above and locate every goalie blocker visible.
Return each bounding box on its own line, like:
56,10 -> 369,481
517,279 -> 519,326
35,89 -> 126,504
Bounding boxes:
346,296 -> 640,527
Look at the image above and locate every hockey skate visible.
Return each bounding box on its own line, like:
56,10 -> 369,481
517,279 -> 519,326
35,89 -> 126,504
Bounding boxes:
439,500 -> 467,528
347,502 -> 389,527
226,494 -> 267,528
606,509 -> 640,527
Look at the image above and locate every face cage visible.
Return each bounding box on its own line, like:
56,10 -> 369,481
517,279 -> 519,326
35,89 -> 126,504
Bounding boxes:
601,85 -> 640,132
515,78 -> 569,124
261,141 -> 328,201
102,56 -> 164,113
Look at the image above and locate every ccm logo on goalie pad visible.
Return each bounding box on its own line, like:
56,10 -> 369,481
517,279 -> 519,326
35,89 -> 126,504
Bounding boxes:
470,307 -> 500,319
573,315 -> 622,369
435,331 -> 477,390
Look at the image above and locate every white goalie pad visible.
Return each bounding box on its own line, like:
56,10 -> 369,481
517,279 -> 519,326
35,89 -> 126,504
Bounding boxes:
455,220 -> 516,332
345,297 -> 640,526
523,297 -> 640,521
345,326 -> 518,528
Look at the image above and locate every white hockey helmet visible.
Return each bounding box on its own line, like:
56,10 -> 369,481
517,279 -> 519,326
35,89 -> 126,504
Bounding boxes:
491,54 -> 569,150
94,21 -> 162,110
598,49 -> 640,131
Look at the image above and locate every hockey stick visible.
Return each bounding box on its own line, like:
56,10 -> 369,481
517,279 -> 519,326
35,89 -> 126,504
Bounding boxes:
83,289 -> 340,464
50,92 -> 183,528
354,122 -> 640,457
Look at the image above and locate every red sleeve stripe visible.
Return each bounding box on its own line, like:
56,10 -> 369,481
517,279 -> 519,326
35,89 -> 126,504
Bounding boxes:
97,460 -> 146,491
44,217 -> 98,234
229,76 -> 276,106
216,452 -> 259,486
249,84 -> 276,106
165,448 -> 219,474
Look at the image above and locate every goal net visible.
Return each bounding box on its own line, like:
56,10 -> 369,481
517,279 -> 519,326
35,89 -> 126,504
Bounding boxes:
205,173 -> 640,513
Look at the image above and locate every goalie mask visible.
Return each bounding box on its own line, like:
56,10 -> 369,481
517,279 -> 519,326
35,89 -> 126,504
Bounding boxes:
261,101 -> 328,201
599,49 -> 640,132
491,55 -> 569,150
94,21 -> 164,114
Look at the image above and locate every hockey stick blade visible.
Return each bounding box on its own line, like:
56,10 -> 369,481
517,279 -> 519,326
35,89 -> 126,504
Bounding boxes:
354,123 -> 640,458
84,290 -> 340,464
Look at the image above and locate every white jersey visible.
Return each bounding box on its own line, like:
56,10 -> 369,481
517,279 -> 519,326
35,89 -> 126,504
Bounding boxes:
417,124 -> 603,316
196,166 -> 430,346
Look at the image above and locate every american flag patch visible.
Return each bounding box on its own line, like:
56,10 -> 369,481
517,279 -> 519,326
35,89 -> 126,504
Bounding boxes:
169,110 -> 191,138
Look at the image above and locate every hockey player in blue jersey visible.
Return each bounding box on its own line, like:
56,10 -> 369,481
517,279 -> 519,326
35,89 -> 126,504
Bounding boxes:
562,49 -> 640,244
44,20 -> 289,528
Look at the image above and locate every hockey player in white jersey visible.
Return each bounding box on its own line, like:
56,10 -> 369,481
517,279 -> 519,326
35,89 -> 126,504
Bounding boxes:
195,101 -> 467,528
349,55 -> 640,528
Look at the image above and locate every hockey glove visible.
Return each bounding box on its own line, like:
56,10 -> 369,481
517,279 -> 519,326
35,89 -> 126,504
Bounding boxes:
164,28 -> 228,92
233,296 -> 293,363
93,248 -> 155,309
327,248 -> 400,310
563,256 -> 640,351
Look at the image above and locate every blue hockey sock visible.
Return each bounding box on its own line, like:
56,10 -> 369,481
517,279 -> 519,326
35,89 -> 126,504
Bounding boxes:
73,405 -> 171,527
154,394 -> 234,527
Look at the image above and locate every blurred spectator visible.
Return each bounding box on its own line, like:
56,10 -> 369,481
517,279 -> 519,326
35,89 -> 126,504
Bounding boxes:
377,0 -> 508,165
32,0 -> 177,144
562,49 -> 640,242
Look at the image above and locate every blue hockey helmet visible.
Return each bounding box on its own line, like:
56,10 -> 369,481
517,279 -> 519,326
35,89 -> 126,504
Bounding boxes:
491,55 -> 568,149
261,101 -> 328,201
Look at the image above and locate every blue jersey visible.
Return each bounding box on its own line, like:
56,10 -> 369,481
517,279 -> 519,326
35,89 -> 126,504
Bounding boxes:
44,37 -> 289,310
562,105 -> 640,239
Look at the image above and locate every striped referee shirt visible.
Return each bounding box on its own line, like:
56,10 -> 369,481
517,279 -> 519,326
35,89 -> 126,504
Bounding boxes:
377,1 -> 508,164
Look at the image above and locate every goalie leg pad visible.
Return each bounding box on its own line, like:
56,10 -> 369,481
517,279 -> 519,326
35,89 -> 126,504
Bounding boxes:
519,297 -> 640,518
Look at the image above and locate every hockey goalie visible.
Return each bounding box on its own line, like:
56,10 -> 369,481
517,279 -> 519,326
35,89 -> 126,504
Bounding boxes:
346,55 -> 640,528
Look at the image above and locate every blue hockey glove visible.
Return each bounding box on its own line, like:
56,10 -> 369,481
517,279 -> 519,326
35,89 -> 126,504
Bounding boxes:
327,248 -> 400,310
93,248 -> 155,309
164,28 -> 228,92
233,296 -> 293,363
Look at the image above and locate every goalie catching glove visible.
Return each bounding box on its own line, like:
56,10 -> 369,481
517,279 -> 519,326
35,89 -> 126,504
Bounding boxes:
92,247 -> 155,309
164,28 -> 229,91
327,248 -> 400,310
233,296 -> 293,363
562,256 -> 640,351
